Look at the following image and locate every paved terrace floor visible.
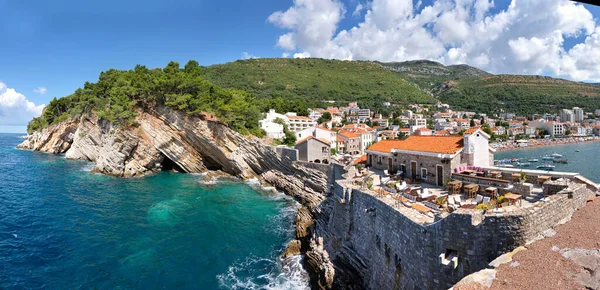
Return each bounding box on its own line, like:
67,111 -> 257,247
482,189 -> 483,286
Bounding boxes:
341,167 -> 548,225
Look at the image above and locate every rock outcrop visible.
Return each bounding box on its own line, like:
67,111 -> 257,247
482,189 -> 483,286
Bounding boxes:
18,106 -> 337,288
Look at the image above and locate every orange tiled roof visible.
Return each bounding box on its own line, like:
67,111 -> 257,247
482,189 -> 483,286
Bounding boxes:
338,132 -> 359,139
367,136 -> 464,154
352,154 -> 367,164
435,130 -> 450,136
456,119 -> 469,123
416,127 -> 431,131
463,127 -> 481,135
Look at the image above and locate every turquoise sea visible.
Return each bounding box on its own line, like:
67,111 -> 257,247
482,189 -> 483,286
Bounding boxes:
495,141 -> 600,183
0,134 -> 309,289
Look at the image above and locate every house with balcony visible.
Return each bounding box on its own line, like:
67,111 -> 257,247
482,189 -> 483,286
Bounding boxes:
366,128 -> 494,185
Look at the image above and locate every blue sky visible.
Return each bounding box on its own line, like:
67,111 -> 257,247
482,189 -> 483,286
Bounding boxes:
1,0 -> 600,133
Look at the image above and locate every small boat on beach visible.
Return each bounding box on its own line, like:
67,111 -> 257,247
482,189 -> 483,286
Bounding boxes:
537,164 -> 556,171
553,159 -> 568,164
528,159 -> 539,162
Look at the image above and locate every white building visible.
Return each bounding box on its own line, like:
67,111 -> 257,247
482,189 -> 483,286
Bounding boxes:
308,109 -> 323,121
560,109 -> 575,123
259,109 -> 288,139
595,109 -> 600,117
372,118 -> 389,128
358,109 -> 371,121
286,113 -> 317,132
530,119 -> 564,137
409,118 -> 426,127
456,119 -> 471,130
573,107 -> 584,122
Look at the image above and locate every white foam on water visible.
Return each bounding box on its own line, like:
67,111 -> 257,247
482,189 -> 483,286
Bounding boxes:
216,255 -> 310,290
81,163 -> 95,172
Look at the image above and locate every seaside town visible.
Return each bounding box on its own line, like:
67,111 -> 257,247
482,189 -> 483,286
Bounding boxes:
256,101 -> 600,289
259,101 -> 600,165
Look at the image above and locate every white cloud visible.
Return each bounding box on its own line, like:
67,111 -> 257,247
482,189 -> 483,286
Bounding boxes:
241,52 -> 258,60
0,82 -> 45,126
293,52 -> 311,59
268,0 -> 600,81
33,86 -> 47,95
352,3 -> 364,17
282,52 -> 291,58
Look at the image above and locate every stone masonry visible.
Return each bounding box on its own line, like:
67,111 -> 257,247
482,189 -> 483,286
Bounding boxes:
315,177 -> 595,289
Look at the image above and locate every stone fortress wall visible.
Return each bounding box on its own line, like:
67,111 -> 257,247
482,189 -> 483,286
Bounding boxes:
317,168 -> 594,290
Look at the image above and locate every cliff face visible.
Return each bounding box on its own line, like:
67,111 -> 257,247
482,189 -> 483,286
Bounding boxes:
18,106 -> 337,289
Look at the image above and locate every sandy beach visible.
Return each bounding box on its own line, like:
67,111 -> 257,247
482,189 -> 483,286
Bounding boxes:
492,136 -> 600,152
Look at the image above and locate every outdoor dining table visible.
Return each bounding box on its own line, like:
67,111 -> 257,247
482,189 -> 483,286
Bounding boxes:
537,175 -> 551,185
448,180 -> 462,195
511,173 -> 521,183
485,187 -> 498,199
505,193 -> 523,207
464,184 -> 479,199
489,171 -> 502,179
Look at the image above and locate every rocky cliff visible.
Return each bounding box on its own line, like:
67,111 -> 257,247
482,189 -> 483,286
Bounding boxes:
18,106 -> 337,289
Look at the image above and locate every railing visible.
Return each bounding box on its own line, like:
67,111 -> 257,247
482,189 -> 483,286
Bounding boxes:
451,173 -> 510,188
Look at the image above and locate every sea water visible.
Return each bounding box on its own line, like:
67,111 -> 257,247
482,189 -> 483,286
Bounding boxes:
0,134 -> 309,289
495,141 -> 600,182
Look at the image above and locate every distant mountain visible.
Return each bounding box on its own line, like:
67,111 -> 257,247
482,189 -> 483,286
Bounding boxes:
378,60 -> 600,115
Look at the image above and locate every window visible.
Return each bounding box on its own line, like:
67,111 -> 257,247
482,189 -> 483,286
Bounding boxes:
421,168 -> 427,179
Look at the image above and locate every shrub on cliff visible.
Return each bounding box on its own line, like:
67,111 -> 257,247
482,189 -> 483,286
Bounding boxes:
27,61 -> 263,136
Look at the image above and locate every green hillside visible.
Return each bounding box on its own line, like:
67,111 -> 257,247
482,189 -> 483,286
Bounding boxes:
203,58 -> 436,110
379,60 -> 600,115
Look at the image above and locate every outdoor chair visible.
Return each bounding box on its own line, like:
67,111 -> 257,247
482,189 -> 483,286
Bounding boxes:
483,196 -> 491,204
475,194 -> 484,204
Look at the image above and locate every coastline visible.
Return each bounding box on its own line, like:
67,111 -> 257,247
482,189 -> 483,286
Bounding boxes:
492,136 -> 600,152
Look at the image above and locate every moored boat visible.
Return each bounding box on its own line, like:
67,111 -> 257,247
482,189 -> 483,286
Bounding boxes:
528,158 -> 539,162
537,164 -> 556,170
542,156 -> 554,161
552,153 -> 563,158
553,159 -> 568,164
516,162 -> 531,167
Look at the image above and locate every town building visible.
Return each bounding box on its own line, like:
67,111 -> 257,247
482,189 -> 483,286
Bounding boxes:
358,109 -> 371,122
366,128 -> 493,185
337,132 -> 361,155
530,119 -> 564,137
259,109 -> 287,139
409,118 -> 426,127
286,113 -> 317,132
573,107 -> 585,122
295,137 -> 331,164
372,118 -> 389,128
414,128 -> 434,136
456,119 -> 471,130
560,109 -> 575,123
295,126 -> 337,150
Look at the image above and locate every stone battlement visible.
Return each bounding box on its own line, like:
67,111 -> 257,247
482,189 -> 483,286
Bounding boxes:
317,174 -> 595,289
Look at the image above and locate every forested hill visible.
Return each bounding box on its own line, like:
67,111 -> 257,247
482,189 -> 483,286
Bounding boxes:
202,58 -> 436,110
378,60 -> 600,115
